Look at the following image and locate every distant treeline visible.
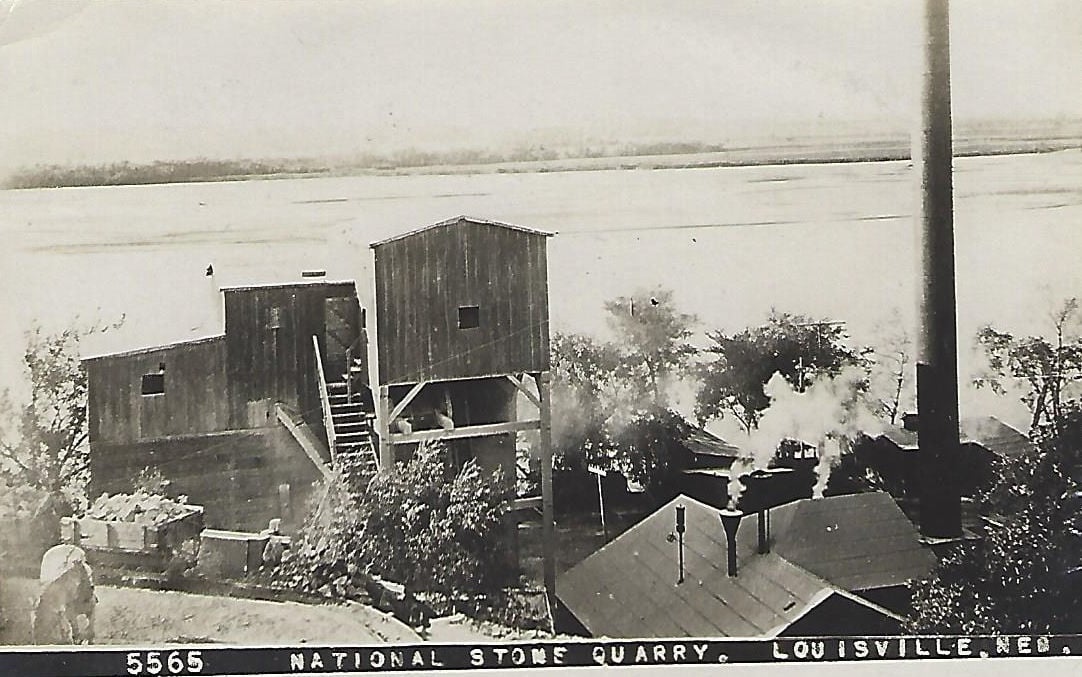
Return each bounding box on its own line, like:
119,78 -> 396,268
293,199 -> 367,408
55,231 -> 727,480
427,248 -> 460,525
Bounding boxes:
5,125 -> 1078,189
3,142 -> 730,189
3,159 -> 328,189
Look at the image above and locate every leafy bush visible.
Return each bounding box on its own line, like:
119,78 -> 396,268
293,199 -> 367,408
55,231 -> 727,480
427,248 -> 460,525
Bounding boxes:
908,409 -> 1082,633
272,442 -> 515,609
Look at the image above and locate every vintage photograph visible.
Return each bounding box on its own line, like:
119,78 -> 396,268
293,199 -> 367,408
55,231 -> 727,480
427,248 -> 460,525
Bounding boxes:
1,0 -> 1080,671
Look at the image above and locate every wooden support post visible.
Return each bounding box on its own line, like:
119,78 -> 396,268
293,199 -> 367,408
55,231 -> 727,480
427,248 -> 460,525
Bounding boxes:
535,371 -> 556,605
506,373 -> 542,410
388,380 -> 428,425
378,385 -> 393,470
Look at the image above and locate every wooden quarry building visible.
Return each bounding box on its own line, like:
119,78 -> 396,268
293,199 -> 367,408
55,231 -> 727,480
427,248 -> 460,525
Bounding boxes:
84,279 -> 368,532
85,216 -> 557,593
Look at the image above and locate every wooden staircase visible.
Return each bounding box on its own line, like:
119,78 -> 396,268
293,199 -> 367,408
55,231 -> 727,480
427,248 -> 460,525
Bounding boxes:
326,379 -> 378,478
313,336 -> 379,482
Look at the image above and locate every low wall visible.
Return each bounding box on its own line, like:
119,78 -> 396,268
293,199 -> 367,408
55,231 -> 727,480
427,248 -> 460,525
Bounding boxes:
89,427 -> 323,534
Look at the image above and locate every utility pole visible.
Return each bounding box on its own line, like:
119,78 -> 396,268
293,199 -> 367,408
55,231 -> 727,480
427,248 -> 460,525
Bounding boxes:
915,0 -> 963,540
794,320 -> 846,392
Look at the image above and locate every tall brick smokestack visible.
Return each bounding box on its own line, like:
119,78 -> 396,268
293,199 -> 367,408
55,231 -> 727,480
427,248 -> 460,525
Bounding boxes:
719,509 -> 742,577
915,0 -> 962,539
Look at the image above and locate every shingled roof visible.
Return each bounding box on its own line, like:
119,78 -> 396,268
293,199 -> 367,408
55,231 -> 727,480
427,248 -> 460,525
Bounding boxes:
557,491 -> 931,638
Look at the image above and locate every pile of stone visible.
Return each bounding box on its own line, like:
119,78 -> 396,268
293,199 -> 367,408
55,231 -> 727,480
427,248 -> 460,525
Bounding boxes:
85,491 -> 202,526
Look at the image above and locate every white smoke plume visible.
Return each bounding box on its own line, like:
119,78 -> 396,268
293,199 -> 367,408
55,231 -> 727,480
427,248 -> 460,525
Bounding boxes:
727,364 -> 884,506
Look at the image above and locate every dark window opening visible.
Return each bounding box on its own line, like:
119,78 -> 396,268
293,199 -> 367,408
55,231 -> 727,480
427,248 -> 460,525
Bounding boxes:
141,373 -> 165,396
458,305 -> 480,329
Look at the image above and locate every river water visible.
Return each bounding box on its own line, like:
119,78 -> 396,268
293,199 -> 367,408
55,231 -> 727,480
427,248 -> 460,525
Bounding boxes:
2,150 -> 1080,429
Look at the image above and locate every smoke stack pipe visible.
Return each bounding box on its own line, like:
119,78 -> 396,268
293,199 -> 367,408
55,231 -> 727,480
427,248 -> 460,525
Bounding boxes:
719,509 -> 741,577
757,509 -> 769,554
915,0 -> 962,539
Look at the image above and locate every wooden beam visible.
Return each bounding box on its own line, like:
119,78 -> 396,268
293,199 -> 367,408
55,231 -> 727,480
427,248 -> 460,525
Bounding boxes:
388,380 -> 428,424
506,373 -> 542,410
508,496 -> 543,512
378,385 -> 392,470
534,371 -> 556,604
388,419 -> 540,445
275,404 -> 333,481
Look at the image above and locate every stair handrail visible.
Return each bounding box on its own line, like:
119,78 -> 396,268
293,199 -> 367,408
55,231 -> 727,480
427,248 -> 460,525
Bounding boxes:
312,335 -> 338,467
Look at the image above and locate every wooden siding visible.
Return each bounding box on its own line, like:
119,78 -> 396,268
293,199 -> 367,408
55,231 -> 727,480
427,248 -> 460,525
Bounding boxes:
224,283 -> 361,429
86,337 -> 229,446
373,219 -> 550,385
88,428 -> 322,533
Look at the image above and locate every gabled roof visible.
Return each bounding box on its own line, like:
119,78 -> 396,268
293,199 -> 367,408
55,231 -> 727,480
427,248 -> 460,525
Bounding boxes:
557,492 -> 927,639
769,492 -> 937,592
368,215 -> 555,248
961,416 -> 1035,459
876,415 -> 1034,459
683,426 -> 742,461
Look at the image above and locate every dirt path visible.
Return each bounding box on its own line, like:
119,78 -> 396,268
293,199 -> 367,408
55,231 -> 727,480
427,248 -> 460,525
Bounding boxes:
1,578 -> 419,645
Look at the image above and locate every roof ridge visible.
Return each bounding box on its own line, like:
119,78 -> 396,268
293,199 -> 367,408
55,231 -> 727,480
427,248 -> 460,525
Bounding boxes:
368,215 -> 556,248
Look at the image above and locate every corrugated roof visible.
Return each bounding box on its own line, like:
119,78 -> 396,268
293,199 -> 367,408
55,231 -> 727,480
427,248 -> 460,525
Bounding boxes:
876,415 -> 1034,459
368,215 -> 555,248
557,492 -> 929,638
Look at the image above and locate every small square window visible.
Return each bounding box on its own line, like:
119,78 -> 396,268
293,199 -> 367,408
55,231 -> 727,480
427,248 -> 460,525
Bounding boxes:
458,305 -> 480,329
141,373 -> 165,396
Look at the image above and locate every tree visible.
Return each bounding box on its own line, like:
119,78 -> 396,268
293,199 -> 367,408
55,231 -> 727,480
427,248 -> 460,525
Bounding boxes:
608,408 -> 691,504
973,298 -> 1082,433
548,289 -> 699,509
908,408 -> 1082,634
549,332 -> 622,475
696,311 -> 865,433
602,287 -> 698,406
866,314 -> 914,426
0,326 -> 92,512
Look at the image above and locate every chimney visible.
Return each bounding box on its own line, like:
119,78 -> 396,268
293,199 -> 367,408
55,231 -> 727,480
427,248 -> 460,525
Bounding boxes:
915,0 -> 963,540
206,263 -> 224,331
719,509 -> 742,577
757,509 -> 770,554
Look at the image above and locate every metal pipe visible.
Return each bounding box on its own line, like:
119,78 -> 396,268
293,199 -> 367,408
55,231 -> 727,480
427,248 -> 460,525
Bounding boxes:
676,504 -> 686,584
915,0 -> 962,539
757,509 -> 769,554
719,509 -> 742,577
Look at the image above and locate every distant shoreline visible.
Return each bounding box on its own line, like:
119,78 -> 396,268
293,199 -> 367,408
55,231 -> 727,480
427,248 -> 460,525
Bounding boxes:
4,136 -> 1079,190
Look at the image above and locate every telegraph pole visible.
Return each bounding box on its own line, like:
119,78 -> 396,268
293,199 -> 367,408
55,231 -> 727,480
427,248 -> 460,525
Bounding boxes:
915,0 -> 963,540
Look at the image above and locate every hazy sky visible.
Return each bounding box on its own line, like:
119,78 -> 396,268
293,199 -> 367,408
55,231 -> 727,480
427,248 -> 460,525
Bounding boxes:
1,0 -> 1080,169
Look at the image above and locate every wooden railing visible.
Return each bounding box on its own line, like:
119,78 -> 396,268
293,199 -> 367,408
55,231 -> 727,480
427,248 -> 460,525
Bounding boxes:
312,335 -> 337,467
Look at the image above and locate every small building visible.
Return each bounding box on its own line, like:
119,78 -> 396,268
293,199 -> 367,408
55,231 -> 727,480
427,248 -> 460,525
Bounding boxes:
84,278 -> 366,532
556,492 -> 935,638
678,427 -> 742,471
864,415 -> 1035,498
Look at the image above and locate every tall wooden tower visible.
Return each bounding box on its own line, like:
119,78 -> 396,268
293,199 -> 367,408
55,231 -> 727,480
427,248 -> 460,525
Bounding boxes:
367,216 -> 557,599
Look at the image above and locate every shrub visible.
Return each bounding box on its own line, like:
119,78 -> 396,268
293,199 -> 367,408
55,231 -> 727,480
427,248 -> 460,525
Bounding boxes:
272,442 -> 515,609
